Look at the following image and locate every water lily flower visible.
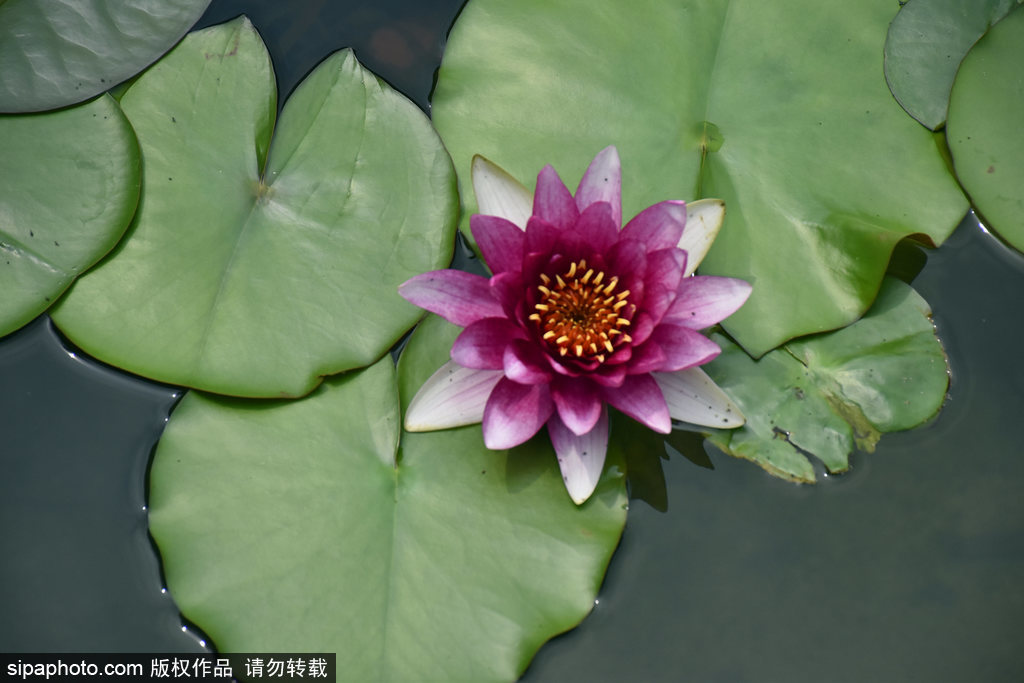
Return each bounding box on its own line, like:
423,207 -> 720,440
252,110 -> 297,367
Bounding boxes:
400,146 -> 751,504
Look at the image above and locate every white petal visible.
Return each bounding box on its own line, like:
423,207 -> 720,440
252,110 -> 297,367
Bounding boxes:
653,367 -> 745,428
471,155 -> 533,229
680,198 -> 725,276
548,408 -> 609,505
404,360 -> 503,431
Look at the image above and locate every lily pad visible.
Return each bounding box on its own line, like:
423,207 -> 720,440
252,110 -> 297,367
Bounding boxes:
52,17 -> 457,397
884,0 -> 1021,130
947,3 -> 1024,253
0,95 -> 139,338
431,0 -> 967,357
0,0 -> 212,113
148,314 -> 627,681
704,278 -> 948,483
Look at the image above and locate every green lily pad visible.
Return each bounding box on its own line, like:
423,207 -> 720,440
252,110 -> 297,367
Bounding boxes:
704,278 -> 949,483
947,3 -> 1024,253
884,0 -> 1021,130
149,314 -> 627,681
431,0 -> 967,358
0,95 -> 139,338
0,0 -> 212,113
52,17 -> 457,397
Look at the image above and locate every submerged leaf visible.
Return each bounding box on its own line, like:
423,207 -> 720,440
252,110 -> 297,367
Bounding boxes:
704,278 -> 949,482
431,0 -> 967,357
149,314 -> 627,681
0,0 -> 212,112
52,17 -> 457,397
0,95 -> 139,337
884,0 -> 1021,130
946,3 -> 1024,253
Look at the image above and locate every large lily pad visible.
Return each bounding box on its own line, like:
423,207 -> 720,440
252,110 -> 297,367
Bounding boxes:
52,17 -> 457,397
884,0 -> 1021,130
149,313 -> 627,681
947,3 -> 1024,253
0,0 -> 212,113
0,95 -> 139,338
704,278 -> 949,483
431,0 -> 967,357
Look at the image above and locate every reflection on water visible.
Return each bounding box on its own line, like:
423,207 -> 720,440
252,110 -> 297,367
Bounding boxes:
1,0 -> 1022,680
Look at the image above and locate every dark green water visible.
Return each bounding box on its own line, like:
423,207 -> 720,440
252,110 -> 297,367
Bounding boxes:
2,1 -> 1022,681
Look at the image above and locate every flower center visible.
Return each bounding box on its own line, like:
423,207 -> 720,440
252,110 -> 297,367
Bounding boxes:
528,258 -> 632,362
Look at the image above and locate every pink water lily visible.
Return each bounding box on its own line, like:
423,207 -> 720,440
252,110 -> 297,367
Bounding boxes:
400,146 -> 751,504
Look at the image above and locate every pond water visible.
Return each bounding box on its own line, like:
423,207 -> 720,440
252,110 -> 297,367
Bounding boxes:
1,1 -> 1022,681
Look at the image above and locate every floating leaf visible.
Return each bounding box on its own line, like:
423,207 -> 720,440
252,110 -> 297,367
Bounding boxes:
431,0 -> 967,357
0,95 -> 139,338
0,0 -> 212,113
52,18 -> 457,397
883,0 -> 1021,130
149,313 -> 627,681
704,278 -> 948,482
947,4 -> 1024,253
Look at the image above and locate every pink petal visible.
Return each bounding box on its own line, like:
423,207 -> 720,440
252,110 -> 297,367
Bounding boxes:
575,146 -> 622,226
548,407 -> 609,505
607,239 -> 647,302
451,318 -> 524,370
591,363 -> 627,388
663,276 -> 753,329
629,312 -> 657,346
503,339 -> 553,385
533,165 -> 579,231
625,339 -> 667,375
404,361 -> 503,431
641,248 -> 686,324
399,270 -> 504,327
653,367 -> 745,428
489,270 -> 526,318
482,378 -> 555,449
645,324 -> 722,372
525,216 -> 561,255
603,373 -> 671,433
471,214 -> 525,275
471,154 -> 533,229
621,200 -> 687,250
573,201 -> 619,253
551,376 -> 603,436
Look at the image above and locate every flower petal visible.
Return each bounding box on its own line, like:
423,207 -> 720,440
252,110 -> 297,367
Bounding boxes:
620,200 -> 687,250
525,216 -> 562,255
399,270 -> 504,326
680,199 -> 725,276
489,270 -> 525,320
503,338 -> 553,385
482,377 -> 555,449
549,407 -> 609,505
575,146 -> 622,226
653,367 -> 745,428
551,376 -> 603,436
603,374 -> 671,433
663,276 -> 753,329
471,214 -> 525,275
451,317 -> 524,370
471,154 -> 532,229
641,247 -> 687,324
533,164 -> 579,231
572,201 -> 619,253
625,337 -> 667,375
646,324 -> 722,372
404,361 -> 503,431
